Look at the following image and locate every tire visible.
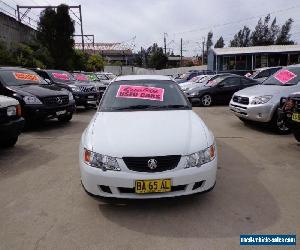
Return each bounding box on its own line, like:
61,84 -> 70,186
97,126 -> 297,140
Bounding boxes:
58,112 -> 73,122
201,94 -> 213,107
270,111 -> 291,134
238,117 -> 249,123
1,136 -> 18,148
293,128 -> 300,142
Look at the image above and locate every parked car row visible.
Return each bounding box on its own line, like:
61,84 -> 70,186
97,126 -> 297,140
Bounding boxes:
0,66 -> 115,147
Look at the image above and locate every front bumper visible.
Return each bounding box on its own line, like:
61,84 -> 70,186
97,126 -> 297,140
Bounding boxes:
23,101 -> 75,121
0,117 -> 25,139
229,101 -> 275,123
80,157 -> 217,199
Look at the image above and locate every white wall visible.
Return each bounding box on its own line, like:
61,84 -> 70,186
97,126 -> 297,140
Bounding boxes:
104,65 -> 207,76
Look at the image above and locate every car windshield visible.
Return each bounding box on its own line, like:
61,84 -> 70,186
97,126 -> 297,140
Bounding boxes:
0,70 -> 45,86
85,73 -> 99,81
205,75 -> 228,86
100,80 -> 191,112
48,70 -> 75,83
176,73 -> 189,80
107,74 -> 116,80
263,67 -> 300,86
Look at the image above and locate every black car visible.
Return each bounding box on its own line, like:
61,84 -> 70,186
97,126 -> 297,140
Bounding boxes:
279,92 -> 300,142
185,74 -> 258,106
0,67 -> 75,123
34,69 -> 100,108
175,70 -> 214,84
0,95 -> 25,147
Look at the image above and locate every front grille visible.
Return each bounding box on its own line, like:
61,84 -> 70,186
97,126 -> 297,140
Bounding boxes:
123,155 -> 181,173
97,86 -> 106,91
118,185 -> 186,194
42,95 -> 69,106
78,86 -> 96,92
233,95 -> 249,105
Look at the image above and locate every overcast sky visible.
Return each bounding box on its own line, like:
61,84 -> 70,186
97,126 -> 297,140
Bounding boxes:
2,0 -> 300,56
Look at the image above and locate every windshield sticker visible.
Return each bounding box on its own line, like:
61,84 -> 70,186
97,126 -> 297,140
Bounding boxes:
88,75 -> 97,81
52,72 -> 70,81
14,72 -> 39,81
274,70 -> 297,84
116,85 -> 164,101
75,74 -> 88,81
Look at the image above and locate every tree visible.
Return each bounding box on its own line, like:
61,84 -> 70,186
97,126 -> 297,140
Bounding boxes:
37,4 -> 75,70
86,54 -> 105,71
147,43 -> 168,69
276,18 -> 294,45
230,26 -> 251,47
72,50 -> 89,71
0,42 -> 12,65
206,31 -> 213,52
214,36 -> 225,48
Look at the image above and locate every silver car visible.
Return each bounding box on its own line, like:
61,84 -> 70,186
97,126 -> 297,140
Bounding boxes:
230,65 -> 300,133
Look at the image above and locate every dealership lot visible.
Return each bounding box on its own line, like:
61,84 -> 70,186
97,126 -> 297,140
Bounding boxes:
0,107 -> 299,250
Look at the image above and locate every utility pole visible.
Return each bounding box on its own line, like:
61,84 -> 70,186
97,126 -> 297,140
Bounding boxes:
180,38 -> 183,67
164,33 -> 167,55
79,5 -> 84,51
202,37 -> 206,65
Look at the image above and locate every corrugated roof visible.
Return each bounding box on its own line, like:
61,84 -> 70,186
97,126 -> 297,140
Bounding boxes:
211,45 -> 300,55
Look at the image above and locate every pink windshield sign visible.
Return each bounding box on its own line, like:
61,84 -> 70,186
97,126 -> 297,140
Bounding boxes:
116,85 -> 164,101
75,74 -> 88,81
274,70 -> 297,84
52,73 -> 70,80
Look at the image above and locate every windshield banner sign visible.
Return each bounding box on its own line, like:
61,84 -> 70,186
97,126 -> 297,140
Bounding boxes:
274,70 -> 297,84
14,72 -> 39,81
52,73 -> 70,81
116,85 -> 164,101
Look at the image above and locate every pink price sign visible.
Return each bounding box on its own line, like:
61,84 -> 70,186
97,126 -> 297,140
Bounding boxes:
116,85 -> 164,101
75,74 -> 88,81
274,70 -> 297,84
52,73 -> 70,81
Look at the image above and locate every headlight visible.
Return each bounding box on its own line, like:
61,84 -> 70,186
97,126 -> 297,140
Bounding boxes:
185,143 -> 216,168
251,95 -> 272,105
23,96 -> 42,104
7,106 -> 16,116
68,92 -> 74,101
84,148 -> 121,171
189,91 -> 198,97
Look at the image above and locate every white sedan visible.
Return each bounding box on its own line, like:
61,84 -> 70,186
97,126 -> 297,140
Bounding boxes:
79,75 -> 217,199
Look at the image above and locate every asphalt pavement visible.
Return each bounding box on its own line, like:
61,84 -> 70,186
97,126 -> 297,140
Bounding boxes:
0,106 -> 299,250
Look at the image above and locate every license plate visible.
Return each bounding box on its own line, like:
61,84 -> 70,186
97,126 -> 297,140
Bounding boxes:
135,179 -> 171,194
292,113 -> 300,122
88,95 -> 94,99
56,110 -> 66,116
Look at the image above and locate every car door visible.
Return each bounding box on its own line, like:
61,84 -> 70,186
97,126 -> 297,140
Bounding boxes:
215,77 -> 242,103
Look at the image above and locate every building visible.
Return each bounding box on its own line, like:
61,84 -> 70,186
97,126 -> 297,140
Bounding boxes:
208,45 -> 300,74
74,42 -> 134,65
0,12 -> 36,48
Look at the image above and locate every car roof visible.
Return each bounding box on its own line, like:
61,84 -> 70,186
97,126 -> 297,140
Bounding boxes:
114,75 -> 172,82
0,66 -> 30,71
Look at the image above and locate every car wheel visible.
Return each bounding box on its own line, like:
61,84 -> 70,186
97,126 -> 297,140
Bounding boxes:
1,136 -> 18,148
201,94 -> 212,107
270,112 -> 291,134
58,112 -> 73,122
293,128 -> 300,142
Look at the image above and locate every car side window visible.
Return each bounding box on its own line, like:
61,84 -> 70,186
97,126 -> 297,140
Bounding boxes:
222,77 -> 241,87
257,70 -> 270,78
241,78 -> 253,85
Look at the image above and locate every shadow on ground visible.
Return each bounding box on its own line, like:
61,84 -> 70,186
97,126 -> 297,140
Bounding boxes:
97,140 -> 280,239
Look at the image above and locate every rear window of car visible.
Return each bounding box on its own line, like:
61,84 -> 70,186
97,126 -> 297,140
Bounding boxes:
100,80 -> 191,112
263,67 -> 300,86
0,70 -> 44,86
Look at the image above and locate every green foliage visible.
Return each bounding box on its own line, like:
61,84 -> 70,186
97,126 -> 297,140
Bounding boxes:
147,43 -> 168,69
206,31 -> 213,51
214,36 -> 225,48
230,15 -> 294,47
230,26 -> 251,47
37,4 -> 75,69
0,42 -> 12,65
86,54 -> 105,71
